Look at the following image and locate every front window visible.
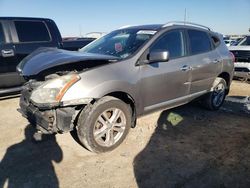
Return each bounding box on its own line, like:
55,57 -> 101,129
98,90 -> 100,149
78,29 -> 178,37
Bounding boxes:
150,30 -> 185,59
80,29 -> 156,59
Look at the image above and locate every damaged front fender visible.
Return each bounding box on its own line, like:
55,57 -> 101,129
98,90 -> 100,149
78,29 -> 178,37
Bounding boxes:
19,83 -> 93,134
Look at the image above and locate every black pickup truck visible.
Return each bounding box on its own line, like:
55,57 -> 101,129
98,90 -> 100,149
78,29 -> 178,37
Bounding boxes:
0,17 -> 95,95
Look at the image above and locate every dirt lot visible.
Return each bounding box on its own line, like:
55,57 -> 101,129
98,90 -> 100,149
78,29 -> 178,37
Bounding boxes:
0,81 -> 249,188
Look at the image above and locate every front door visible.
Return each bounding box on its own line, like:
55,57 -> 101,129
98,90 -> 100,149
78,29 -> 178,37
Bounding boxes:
139,29 -> 191,112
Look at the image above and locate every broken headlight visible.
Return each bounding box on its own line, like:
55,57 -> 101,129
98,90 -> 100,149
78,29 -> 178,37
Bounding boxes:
30,74 -> 80,104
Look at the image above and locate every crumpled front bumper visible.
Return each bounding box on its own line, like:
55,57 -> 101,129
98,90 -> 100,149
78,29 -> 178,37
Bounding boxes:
19,88 -> 78,134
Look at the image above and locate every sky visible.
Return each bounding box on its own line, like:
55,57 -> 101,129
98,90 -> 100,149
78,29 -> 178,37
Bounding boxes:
0,0 -> 249,37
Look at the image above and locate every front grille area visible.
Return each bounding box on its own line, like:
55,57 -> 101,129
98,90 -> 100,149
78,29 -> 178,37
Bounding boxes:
230,50 -> 250,63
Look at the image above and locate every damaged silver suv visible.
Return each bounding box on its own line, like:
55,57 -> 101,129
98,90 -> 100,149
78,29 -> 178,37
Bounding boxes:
18,22 -> 234,153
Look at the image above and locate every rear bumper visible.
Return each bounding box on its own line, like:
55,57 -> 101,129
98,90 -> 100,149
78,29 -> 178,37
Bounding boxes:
19,92 -> 77,134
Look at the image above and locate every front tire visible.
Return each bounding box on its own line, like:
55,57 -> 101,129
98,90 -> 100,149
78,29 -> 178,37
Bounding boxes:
202,77 -> 227,110
77,96 -> 132,153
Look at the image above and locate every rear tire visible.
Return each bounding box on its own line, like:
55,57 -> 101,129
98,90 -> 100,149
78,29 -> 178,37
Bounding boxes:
202,77 -> 227,110
76,96 -> 132,153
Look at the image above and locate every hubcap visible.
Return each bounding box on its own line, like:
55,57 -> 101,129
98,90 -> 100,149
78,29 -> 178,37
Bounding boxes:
212,83 -> 225,107
93,108 -> 126,147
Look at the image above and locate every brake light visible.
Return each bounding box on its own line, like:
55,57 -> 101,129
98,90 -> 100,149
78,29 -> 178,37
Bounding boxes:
230,52 -> 235,63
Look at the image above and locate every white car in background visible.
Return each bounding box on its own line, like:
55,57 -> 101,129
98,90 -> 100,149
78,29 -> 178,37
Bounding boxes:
224,39 -> 237,47
229,36 -> 250,81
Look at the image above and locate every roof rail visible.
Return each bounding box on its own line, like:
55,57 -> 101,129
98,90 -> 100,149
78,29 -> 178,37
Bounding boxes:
118,25 -> 134,29
162,21 -> 212,31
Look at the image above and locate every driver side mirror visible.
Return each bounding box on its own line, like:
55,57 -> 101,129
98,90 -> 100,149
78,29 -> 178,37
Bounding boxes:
148,51 -> 169,63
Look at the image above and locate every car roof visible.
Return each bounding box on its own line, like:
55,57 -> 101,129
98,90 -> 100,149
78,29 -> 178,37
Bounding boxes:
119,23 -> 214,34
118,24 -> 164,31
0,17 -> 52,21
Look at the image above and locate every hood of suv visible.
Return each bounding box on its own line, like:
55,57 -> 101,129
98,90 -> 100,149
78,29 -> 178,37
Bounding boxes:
228,46 -> 250,51
17,47 -> 119,77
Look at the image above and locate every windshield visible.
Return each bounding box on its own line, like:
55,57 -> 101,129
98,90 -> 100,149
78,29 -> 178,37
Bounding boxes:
80,29 -> 156,59
237,36 -> 250,46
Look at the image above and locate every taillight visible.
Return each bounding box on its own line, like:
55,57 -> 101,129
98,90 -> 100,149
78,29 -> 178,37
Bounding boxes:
230,52 -> 235,63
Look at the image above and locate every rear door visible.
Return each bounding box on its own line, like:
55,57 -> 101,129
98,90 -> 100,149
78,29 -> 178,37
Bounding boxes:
186,29 -> 221,94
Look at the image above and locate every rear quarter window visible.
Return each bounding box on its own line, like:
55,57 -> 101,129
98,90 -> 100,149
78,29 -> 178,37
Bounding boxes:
14,20 -> 51,42
188,29 -> 212,55
211,35 -> 220,48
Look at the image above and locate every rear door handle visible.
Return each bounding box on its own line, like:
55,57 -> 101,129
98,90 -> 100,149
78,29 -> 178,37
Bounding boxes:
180,65 -> 192,71
1,49 -> 15,57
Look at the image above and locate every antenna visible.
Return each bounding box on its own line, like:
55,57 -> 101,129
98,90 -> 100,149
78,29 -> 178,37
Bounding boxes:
184,8 -> 187,24
79,25 -> 83,37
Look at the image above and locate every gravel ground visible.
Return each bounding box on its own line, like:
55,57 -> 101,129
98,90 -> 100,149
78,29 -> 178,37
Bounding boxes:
0,80 -> 249,188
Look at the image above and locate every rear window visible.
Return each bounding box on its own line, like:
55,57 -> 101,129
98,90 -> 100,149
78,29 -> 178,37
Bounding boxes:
0,23 -> 5,43
211,35 -> 220,47
14,21 -> 51,42
188,30 -> 212,55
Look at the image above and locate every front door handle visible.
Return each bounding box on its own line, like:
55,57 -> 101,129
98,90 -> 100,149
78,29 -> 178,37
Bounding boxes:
212,59 -> 220,64
1,49 -> 15,57
180,65 -> 192,71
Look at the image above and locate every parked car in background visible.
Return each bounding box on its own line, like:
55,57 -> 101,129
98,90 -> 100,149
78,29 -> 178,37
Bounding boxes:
0,17 -> 95,95
18,22 -> 234,153
229,35 -> 250,81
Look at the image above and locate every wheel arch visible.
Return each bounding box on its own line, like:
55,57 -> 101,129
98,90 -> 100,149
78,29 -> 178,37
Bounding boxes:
104,91 -> 137,128
218,72 -> 231,94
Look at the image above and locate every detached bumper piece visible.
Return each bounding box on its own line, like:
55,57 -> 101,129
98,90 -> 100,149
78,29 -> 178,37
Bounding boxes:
19,93 -> 76,134
234,68 -> 250,80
